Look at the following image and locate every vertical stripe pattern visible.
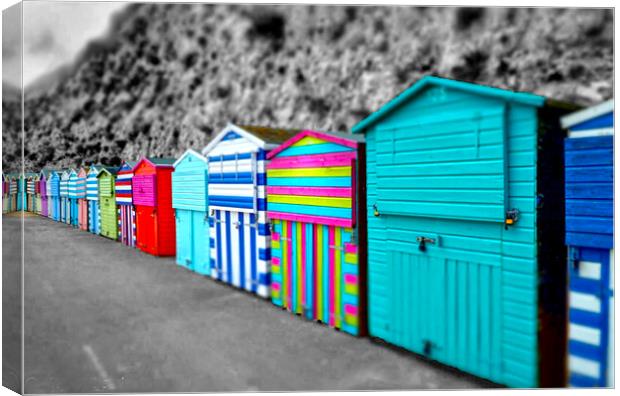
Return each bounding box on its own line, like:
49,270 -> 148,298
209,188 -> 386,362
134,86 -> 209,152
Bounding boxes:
206,129 -> 271,298
270,219 -> 361,335
266,131 -> 362,336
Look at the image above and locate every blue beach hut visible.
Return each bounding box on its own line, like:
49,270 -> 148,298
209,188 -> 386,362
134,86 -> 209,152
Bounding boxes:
201,124 -> 298,298
59,170 -> 71,223
562,99 -> 614,388
68,169 -> 79,227
16,173 -> 24,211
172,149 -> 210,275
48,170 -> 61,221
86,165 -> 102,234
352,76 -> 576,387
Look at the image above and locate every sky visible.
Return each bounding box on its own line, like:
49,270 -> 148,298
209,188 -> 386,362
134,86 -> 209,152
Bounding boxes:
3,1 -> 127,87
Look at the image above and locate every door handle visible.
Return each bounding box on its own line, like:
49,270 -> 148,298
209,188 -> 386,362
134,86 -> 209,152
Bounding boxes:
416,236 -> 436,252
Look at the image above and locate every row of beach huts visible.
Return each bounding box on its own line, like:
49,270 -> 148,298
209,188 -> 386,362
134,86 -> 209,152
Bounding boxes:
2,77 -> 614,389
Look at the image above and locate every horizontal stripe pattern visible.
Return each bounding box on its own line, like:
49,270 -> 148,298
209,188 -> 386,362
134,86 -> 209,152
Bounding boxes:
68,173 -> 81,198
115,171 -> 133,204
207,148 -> 266,211
567,247 -> 611,387
266,140 -> 356,227
86,169 -> 99,201
60,174 -> 69,197
75,175 -> 87,198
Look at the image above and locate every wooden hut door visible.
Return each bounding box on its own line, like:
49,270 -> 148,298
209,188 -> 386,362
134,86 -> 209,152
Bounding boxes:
137,206 -> 156,253
567,247 -> 612,387
192,210 -> 210,275
385,244 -> 446,356
385,239 -> 501,379
175,210 -> 193,270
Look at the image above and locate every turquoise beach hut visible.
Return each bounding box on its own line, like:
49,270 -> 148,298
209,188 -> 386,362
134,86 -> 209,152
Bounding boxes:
352,76 -> 576,388
172,149 -> 210,275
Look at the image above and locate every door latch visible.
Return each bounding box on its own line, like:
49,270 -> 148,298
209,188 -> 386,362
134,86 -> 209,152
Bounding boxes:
416,236 -> 436,252
505,208 -> 520,229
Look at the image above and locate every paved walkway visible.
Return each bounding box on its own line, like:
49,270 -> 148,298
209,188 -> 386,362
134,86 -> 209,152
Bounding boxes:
5,214 -> 494,392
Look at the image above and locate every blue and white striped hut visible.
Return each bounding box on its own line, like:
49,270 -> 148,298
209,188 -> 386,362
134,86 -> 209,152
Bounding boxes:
201,124 -> 298,298
48,171 -> 61,221
67,169 -> 79,227
59,170 -> 72,224
86,165 -> 102,234
562,99 -> 614,388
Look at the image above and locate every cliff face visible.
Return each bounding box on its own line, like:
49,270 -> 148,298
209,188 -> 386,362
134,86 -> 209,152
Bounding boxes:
4,4 -> 613,172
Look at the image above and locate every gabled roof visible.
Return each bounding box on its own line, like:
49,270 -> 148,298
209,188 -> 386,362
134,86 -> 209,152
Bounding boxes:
122,160 -> 138,169
561,99 -> 614,129
267,130 -> 364,159
202,123 -> 300,155
236,125 -> 301,145
40,168 -> 60,179
87,164 -> 104,175
132,157 -> 175,171
352,75 -> 547,134
173,149 -> 208,168
148,157 -> 176,165
117,160 -> 138,174
97,166 -> 120,177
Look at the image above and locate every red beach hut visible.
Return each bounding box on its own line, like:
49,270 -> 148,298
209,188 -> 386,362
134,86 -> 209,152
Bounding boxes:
132,157 -> 176,256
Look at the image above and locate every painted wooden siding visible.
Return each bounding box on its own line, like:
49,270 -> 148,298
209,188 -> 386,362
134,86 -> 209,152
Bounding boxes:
100,196 -> 118,240
172,154 -> 208,212
565,136 -> 613,249
98,173 -> 117,238
68,172 -> 79,199
266,131 -> 364,336
270,219 -> 362,335
209,209 -> 270,297
365,86 -> 540,387
78,199 -> 88,230
89,200 -> 100,234
50,175 -> 60,196
118,205 -> 136,247
99,175 -> 114,198
155,169 -> 176,255
86,168 -> 99,201
566,247 -> 612,387
27,179 -> 35,195
60,174 -> 69,197
40,179 -> 48,216
206,132 -> 262,213
267,136 -> 357,228
76,170 -> 87,199
115,164 -> 134,205
206,131 -> 270,298
133,174 -> 157,206
175,209 -> 210,275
